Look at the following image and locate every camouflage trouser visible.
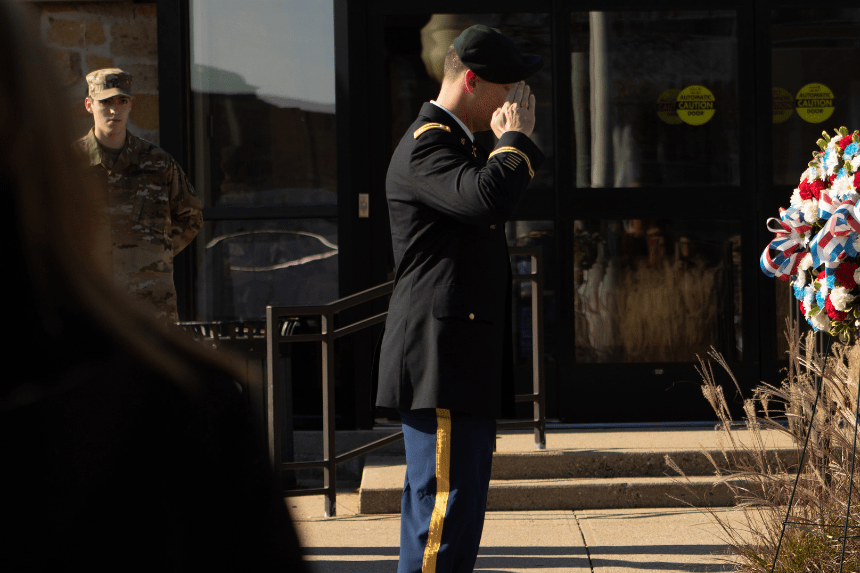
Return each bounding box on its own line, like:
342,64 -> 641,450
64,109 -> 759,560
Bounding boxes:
116,267 -> 178,323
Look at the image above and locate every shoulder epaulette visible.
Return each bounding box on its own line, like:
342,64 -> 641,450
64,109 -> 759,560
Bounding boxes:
413,123 -> 452,139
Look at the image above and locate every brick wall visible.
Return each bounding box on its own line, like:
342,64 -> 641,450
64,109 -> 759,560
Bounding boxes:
31,1 -> 160,144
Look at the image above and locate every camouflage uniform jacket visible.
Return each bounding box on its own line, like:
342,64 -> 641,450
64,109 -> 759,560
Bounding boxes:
74,128 -> 203,322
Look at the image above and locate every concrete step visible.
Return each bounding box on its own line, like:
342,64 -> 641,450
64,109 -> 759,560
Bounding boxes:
490,447 -> 794,479
292,427 -> 797,481
359,457 -> 748,514
298,427 -> 797,512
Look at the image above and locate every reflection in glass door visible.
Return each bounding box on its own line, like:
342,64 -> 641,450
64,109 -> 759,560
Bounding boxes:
559,7 -> 752,423
573,219 -> 742,364
567,10 -> 742,364
190,0 -> 338,320
771,9 -> 860,186
569,10 -> 740,189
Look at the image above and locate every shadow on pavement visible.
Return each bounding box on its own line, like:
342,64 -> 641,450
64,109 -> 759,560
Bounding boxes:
588,544 -> 729,555
303,545 -> 591,572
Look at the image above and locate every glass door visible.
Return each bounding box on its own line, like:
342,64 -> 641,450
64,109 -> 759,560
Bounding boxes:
189,0 -> 338,321
363,2 -> 762,423
557,5 -> 758,422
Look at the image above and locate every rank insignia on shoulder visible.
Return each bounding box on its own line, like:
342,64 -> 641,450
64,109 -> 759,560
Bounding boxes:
413,123 -> 452,139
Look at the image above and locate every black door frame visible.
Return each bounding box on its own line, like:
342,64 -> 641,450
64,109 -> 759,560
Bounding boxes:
356,0 -> 763,423
557,0 -> 763,422
158,0 -> 860,426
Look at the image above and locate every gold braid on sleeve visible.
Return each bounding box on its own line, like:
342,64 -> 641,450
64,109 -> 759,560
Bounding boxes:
488,146 -> 534,179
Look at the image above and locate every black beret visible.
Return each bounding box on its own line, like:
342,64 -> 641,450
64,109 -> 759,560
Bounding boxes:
453,24 -> 543,84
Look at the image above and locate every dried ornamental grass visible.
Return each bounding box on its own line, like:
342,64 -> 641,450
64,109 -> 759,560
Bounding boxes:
673,324 -> 860,572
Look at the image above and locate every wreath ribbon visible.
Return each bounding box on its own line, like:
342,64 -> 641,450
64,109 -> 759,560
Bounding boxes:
760,206 -> 812,279
818,186 -> 841,222
809,200 -> 860,269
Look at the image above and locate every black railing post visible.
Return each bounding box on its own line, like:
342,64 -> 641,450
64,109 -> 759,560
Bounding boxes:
321,311 -> 338,517
531,251 -> 546,450
502,246 -> 546,447
266,307 -> 283,487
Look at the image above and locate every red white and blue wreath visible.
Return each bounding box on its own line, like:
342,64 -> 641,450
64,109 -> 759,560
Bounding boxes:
761,127 -> 860,337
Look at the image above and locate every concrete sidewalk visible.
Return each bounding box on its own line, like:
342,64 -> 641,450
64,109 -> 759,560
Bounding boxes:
290,492 -> 746,572
289,427 -> 781,571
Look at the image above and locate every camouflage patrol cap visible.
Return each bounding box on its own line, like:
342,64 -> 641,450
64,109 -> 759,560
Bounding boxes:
86,68 -> 133,100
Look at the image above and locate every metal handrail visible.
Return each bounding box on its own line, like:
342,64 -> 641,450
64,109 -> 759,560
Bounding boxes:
266,245 -> 545,516
504,246 -> 547,449
266,280 -> 394,517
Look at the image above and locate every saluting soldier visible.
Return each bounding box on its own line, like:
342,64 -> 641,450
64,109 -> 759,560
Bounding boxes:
73,68 -> 203,323
376,25 -> 544,572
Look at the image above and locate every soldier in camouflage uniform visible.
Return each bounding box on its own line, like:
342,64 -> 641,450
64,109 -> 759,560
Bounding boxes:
74,68 -> 203,323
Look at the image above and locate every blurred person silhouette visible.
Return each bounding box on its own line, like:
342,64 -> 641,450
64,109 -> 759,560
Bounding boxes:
0,1 -> 306,571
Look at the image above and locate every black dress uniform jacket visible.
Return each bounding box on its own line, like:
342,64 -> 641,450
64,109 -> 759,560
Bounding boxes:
376,103 -> 543,418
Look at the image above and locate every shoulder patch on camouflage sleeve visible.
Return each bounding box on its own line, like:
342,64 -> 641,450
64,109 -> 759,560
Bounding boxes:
413,123 -> 452,139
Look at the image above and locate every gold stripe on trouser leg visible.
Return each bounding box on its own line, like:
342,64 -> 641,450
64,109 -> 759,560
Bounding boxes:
422,408 -> 452,572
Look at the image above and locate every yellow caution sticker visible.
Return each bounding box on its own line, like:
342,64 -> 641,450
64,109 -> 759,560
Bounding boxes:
772,87 -> 794,124
795,83 -> 835,124
677,85 -> 715,126
657,89 -> 682,125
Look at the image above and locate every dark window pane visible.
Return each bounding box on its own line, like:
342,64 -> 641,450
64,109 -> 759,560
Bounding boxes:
196,219 -> 338,321
771,9 -> 860,186
570,11 -> 740,188
189,1 -> 337,315
571,219 -> 742,363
